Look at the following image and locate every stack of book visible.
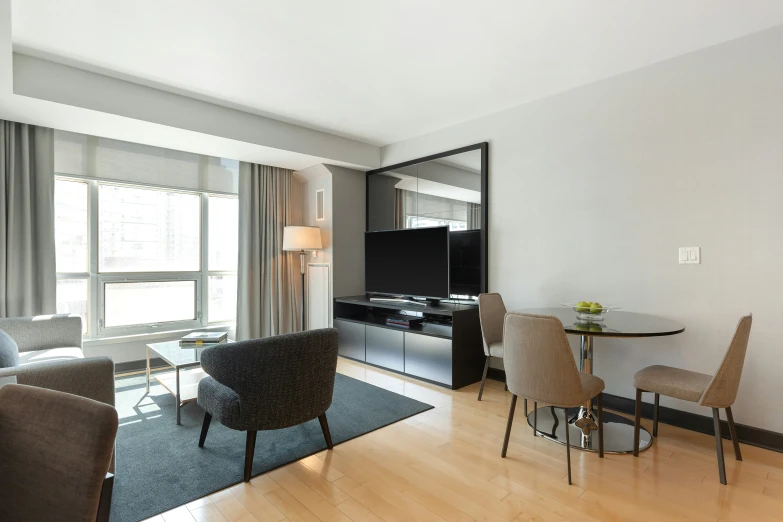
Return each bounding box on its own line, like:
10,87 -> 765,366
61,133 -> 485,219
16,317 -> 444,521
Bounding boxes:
385,315 -> 424,329
180,331 -> 228,346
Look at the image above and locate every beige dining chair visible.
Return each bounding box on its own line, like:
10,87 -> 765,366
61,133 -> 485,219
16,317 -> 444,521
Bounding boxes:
501,312 -> 604,484
633,314 -> 752,485
478,293 -> 510,401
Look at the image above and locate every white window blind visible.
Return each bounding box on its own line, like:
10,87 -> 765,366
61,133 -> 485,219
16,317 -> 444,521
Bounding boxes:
54,130 -> 239,194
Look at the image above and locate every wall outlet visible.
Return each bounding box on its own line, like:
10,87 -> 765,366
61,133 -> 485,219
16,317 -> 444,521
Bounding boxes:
678,247 -> 700,264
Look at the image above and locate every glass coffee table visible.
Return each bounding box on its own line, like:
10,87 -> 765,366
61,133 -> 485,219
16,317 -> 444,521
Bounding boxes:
146,340 -> 232,425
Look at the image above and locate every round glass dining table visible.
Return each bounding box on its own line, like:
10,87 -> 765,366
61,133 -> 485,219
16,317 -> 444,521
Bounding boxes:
515,307 -> 685,454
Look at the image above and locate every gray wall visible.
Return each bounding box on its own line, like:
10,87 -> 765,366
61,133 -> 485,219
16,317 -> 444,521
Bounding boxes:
326,165 -> 366,298
381,26 -> 783,432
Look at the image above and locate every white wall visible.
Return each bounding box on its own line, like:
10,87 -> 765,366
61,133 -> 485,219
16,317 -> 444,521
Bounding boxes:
381,26 -> 783,432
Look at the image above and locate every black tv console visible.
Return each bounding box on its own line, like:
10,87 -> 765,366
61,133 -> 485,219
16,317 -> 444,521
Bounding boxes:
333,295 -> 485,389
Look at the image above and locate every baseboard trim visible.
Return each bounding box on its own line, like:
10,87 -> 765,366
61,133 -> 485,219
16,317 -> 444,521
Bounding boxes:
487,368 -> 783,453
114,358 -> 167,374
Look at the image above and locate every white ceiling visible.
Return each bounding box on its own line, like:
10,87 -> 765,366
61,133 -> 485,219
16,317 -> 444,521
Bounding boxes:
11,1 -> 783,147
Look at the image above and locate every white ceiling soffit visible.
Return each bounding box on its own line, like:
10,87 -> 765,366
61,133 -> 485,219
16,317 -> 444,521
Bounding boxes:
11,1 -> 783,146
394,177 -> 481,205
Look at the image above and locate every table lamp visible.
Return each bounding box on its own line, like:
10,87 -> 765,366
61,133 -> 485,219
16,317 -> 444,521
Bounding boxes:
283,226 -> 323,330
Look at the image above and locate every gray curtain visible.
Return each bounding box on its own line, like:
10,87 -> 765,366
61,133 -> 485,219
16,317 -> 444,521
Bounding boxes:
236,163 -> 301,340
0,121 -> 56,318
467,202 -> 481,229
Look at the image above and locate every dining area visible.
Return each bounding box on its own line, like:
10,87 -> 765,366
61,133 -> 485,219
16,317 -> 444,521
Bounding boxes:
476,293 -> 753,486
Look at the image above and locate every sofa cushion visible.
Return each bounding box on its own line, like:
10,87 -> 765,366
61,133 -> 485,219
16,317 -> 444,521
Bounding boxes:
18,347 -> 83,366
0,329 -> 19,368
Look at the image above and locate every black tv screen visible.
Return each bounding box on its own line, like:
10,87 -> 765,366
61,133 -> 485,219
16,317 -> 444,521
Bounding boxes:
365,227 -> 450,299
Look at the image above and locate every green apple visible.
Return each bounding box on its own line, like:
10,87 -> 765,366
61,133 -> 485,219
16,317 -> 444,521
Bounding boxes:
590,302 -> 603,314
576,301 -> 590,312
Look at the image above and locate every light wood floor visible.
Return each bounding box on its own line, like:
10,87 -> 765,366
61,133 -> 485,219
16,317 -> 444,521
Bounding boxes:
142,358 -> 783,522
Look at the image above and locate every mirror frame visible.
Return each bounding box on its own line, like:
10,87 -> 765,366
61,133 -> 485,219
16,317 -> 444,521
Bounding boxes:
366,142 -> 489,296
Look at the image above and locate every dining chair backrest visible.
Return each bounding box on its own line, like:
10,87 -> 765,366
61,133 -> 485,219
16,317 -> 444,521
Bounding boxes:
699,315 -> 753,408
503,312 -> 585,406
478,293 -> 506,356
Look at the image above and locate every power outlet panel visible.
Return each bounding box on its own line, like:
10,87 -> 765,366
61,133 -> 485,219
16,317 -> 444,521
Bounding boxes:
678,247 -> 700,264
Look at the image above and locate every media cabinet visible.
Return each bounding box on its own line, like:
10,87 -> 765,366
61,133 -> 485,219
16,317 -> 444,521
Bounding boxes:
333,295 -> 485,389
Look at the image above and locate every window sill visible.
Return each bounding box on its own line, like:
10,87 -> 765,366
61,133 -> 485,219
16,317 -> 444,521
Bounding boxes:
83,323 -> 236,347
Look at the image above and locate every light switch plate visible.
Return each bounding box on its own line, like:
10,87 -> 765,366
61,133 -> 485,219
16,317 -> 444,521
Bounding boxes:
678,247 -> 700,264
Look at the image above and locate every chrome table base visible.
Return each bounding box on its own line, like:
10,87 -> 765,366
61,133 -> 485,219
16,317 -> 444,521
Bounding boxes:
526,406 -> 652,454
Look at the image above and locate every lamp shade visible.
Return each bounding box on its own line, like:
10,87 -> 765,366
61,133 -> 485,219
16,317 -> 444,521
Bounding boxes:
283,226 -> 322,251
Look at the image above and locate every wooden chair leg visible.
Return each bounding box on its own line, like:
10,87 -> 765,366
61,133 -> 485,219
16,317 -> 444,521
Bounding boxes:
564,407 -> 572,485
524,398 -> 528,415
198,412 -> 212,448
96,473 -> 114,522
633,388 -> 642,457
477,356 -> 490,401
725,407 -> 742,461
653,393 -> 660,437
244,430 -> 257,482
318,413 -> 334,449
501,394 -> 517,457
712,408 -> 727,485
597,393 -> 604,458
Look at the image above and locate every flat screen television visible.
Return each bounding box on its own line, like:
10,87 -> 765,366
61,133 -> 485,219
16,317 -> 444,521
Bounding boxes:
365,226 -> 450,300
449,230 -> 481,297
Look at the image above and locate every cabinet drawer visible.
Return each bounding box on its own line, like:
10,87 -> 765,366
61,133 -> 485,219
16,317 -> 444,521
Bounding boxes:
366,325 -> 404,372
404,333 -> 452,386
335,319 -> 365,361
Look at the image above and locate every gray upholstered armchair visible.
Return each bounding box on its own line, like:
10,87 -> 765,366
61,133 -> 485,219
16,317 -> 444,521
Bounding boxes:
197,328 -> 339,482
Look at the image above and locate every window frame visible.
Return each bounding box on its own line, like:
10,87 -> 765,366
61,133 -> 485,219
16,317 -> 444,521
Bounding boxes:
55,175 -> 238,339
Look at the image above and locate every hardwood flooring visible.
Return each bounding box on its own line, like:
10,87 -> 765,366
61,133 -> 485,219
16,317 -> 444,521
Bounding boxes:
141,358 -> 783,522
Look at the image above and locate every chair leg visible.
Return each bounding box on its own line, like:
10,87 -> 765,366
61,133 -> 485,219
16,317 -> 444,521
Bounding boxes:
564,407 -> 572,485
725,407 -> 742,461
712,408 -> 727,485
477,356 -> 490,401
653,393 -> 660,437
198,412 -> 212,448
524,398 -> 528,416
597,393 -> 604,458
318,413 -> 334,449
533,402 -> 538,436
633,388 -> 642,457
244,430 -> 257,482
501,394 -> 517,457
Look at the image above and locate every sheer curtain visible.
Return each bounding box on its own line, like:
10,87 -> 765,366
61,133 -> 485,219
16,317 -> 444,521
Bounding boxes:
236,163 -> 301,339
0,121 -> 56,317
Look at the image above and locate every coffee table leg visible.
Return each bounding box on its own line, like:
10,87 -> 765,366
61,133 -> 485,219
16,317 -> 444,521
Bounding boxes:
146,347 -> 151,394
176,367 -> 181,425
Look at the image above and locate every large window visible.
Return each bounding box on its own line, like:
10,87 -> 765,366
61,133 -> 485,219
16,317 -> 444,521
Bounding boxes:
54,178 -> 238,337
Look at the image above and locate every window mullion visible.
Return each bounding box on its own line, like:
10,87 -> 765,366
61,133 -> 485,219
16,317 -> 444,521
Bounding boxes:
89,180 -> 100,337
200,193 -> 209,327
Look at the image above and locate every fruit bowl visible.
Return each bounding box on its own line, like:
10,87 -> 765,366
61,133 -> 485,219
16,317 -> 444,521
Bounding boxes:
562,302 -> 619,322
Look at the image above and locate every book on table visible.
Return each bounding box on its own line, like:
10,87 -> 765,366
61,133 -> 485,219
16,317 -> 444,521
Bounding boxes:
180,331 -> 228,346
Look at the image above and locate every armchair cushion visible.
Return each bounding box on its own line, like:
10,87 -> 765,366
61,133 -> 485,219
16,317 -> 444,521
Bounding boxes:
0,329 -> 19,368
198,376 -> 242,429
18,346 -> 82,366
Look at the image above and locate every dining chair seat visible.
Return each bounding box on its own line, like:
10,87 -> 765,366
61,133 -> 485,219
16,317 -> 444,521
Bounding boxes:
487,341 -> 503,358
634,365 -> 713,403
578,373 -> 606,404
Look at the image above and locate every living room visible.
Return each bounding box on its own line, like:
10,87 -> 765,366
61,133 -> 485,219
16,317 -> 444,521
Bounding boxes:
1,2 -> 783,521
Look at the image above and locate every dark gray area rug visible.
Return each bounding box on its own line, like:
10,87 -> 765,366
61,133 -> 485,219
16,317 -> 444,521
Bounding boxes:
111,372 -> 433,522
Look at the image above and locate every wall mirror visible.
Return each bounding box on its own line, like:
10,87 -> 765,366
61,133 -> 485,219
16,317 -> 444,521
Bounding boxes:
366,143 -> 488,299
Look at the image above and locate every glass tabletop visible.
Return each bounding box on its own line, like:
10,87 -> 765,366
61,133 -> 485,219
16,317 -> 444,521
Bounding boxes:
147,340 -> 233,368
515,308 -> 685,338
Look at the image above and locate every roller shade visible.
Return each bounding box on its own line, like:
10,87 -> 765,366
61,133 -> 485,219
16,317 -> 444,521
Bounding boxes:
54,130 -> 239,194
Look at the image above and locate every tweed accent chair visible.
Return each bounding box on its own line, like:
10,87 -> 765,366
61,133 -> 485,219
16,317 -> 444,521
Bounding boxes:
0,384 -> 118,522
197,328 -> 339,482
633,315 -> 752,485
501,312 -> 604,484
477,293 -> 510,401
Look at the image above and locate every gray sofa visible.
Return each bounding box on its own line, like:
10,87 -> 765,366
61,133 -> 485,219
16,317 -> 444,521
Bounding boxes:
0,314 -> 116,471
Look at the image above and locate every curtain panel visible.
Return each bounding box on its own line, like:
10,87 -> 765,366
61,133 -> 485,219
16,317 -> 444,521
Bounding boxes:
236,163 -> 301,340
0,121 -> 56,317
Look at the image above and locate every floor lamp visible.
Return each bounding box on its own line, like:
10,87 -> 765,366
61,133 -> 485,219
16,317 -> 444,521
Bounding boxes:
283,226 -> 323,331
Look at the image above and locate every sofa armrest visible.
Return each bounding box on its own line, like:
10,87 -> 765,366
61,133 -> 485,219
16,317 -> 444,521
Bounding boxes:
0,314 -> 83,353
0,357 -> 115,407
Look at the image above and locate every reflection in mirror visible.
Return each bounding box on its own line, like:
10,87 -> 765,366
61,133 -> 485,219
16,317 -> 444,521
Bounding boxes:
366,147 -> 484,299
